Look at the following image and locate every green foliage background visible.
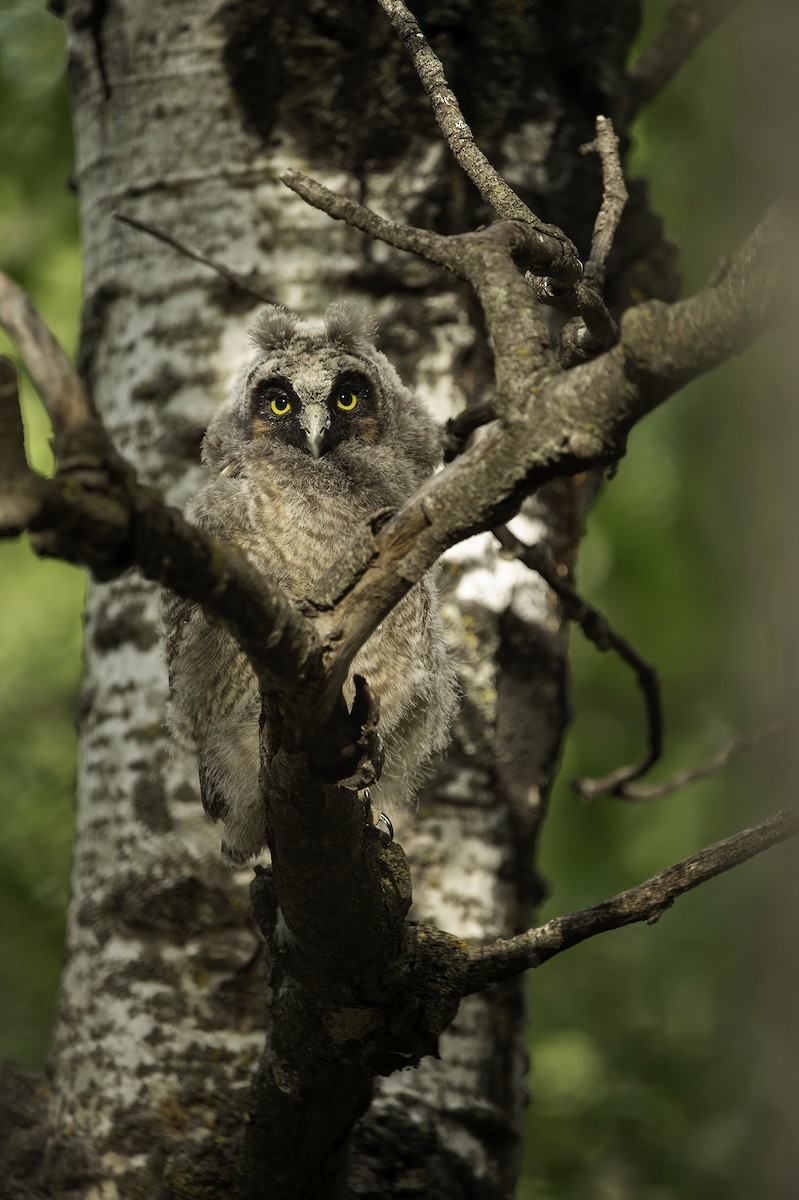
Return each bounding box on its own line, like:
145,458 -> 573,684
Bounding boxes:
0,2 -> 792,1196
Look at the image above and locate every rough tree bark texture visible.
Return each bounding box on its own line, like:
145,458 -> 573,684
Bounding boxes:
8,2 -> 675,1197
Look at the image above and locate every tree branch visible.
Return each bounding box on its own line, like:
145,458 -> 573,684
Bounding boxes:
0,271 -> 96,439
442,398 -> 497,461
465,805 -> 799,993
0,358 -> 50,535
493,526 -> 663,798
113,211 -> 277,306
305,200 -> 787,703
375,0 -> 540,227
373,0 -> 623,346
0,278 -> 320,697
611,716 -> 794,802
581,115 -> 629,294
628,0 -> 743,110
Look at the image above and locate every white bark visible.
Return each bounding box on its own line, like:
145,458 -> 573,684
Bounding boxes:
50,1 -> 576,1194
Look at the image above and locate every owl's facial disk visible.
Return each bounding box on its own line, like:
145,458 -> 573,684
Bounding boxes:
250,368 -> 379,459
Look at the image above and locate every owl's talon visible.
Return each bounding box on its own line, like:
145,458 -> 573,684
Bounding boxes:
376,811 -> 393,841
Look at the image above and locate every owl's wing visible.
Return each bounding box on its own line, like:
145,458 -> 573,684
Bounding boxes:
198,751 -> 228,822
162,472 -> 261,759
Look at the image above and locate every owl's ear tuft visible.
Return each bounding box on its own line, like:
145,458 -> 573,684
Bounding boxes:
249,306 -> 299,352
324,302 -> 378,355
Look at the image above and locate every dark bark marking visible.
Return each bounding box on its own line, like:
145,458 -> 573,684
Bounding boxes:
132,770 -> 174,835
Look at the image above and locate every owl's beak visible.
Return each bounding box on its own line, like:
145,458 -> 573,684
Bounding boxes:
302,403 -> 330,460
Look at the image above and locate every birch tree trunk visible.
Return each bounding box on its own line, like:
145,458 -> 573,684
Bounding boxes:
5,2 -> 677,1196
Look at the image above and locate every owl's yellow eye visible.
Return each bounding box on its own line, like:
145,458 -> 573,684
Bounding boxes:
270,395 -> 291,416
336,391 -> 359,412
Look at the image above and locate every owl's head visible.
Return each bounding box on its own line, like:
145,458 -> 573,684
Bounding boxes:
203,304 -> 440,488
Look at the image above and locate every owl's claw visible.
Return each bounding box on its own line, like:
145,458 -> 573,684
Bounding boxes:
362,790 -> 394,842
376,811 -> 394,841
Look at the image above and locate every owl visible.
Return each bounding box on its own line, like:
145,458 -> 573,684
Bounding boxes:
164,303 -> 458,862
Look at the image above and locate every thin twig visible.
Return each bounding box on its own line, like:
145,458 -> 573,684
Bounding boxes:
465,804 -> 799,992
628,0 -> 742,110
442,399 -> 497,461
114,212 -> 277,306
280,170 -> 457,272
0,357 -> 48,535
616,717 -> 794,801
493,527 -> 663,797
0,271 -> 96,437
580,115 -> 628,293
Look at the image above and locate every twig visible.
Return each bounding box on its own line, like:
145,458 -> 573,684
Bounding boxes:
465,804 -> 799,993
374,0 -> 621,346
555,116 -> 628,363
628,0 -> 742,110
493,527 -> 662,797
0,271 -> 96,437
442,399 -> 497,461
281,170 -> 459,274
113,212 -> 277,306
375,0 -> 538,227
0,358 -> 49,535
615,717 -> 794,801
580,116 -> 628,294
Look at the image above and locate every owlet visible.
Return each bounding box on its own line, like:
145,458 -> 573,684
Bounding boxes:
164,304 -> 458,861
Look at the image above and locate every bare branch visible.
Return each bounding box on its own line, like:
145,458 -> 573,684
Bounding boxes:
581,115 -> 629,292
308,201 -> 786,699
0,271 -> 96,438
114,211 -> 277,306
442,399 -> 497,461
373,0 -> 622,348
0,357 -> 49,535
555,116 -> 628,363
281,169 -> 457,273
465,805 -> 799,993
614,717 -> 794,802
0,284 -> 320,698
375,0 -> 538,226
493,526 -> 663,797
628,0 -> 742,110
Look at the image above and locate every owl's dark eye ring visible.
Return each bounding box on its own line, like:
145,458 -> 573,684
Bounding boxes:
270,395 -> 292,416
336,391 -> 359,412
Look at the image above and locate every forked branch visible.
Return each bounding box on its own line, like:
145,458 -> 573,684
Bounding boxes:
375,0 -> 620,346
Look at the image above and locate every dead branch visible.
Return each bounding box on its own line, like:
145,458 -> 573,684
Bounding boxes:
375,0 -> 539,227
493,526 -> 663,797
555,115 -> 628,363
581,115 -> 629,293
0,271 -> 95,438
442,398 -> 497,461
114,211 -> 277,306
613,717 -> 794,802
465,805 -> 799,993
374,0 -> 620,348
297,198 -> 786,701
0,357 -> 49,535
628,0 -> 743,110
